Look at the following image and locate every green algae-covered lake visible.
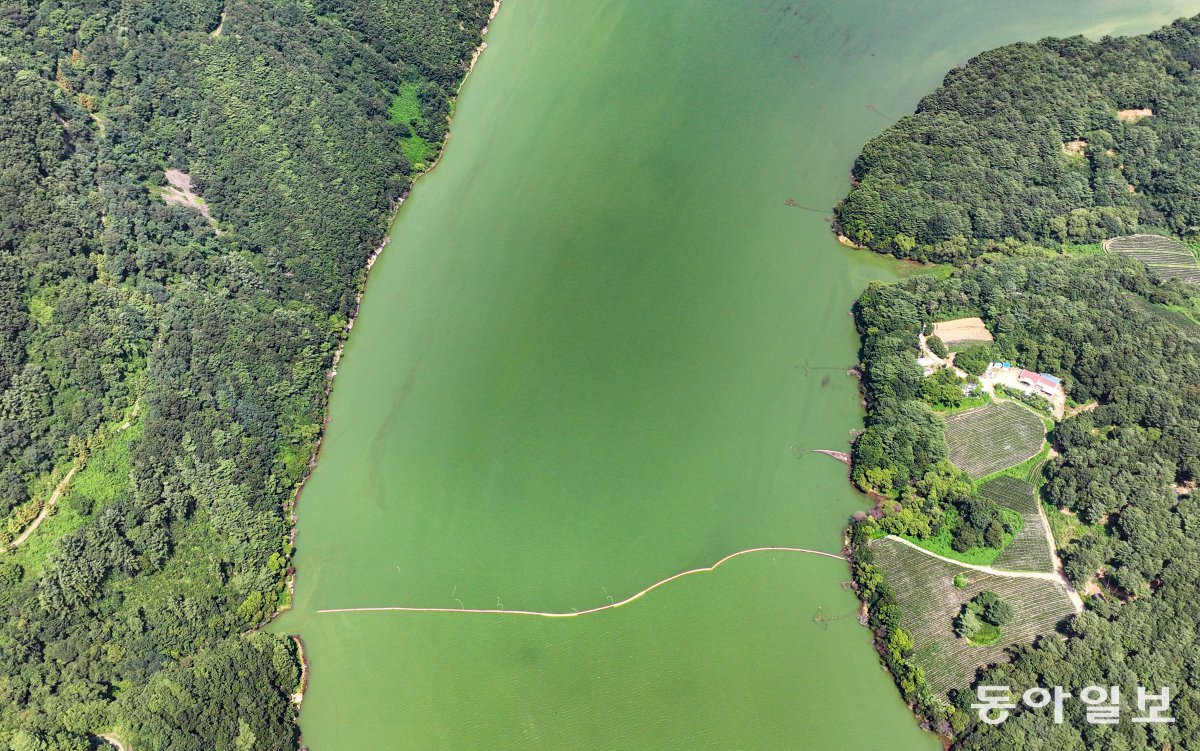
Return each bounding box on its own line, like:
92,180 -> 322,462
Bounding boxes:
274,1 -> 1198,747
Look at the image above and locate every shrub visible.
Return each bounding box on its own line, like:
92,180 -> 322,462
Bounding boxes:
952,525 -> 983,552
927,335 -> 949,358
952,343 -> 994,376
955,591 -> 1014,640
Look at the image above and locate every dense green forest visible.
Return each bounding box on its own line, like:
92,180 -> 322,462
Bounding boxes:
844,15 -> 1200,750
0,0 -> 492,747
836,13 -> 1200,263
851,253 -> 1200,746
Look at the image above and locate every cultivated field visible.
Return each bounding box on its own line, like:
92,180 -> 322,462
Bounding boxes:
944,401 -> 1045,478
931,316 -> 994,346
1105,234 -> 1200,284
871,537 -> 1076,695
1127,293 -> 1200,333
982,476 -> 1054,572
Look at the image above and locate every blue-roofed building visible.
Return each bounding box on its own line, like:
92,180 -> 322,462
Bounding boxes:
1019,370 -> 1062,395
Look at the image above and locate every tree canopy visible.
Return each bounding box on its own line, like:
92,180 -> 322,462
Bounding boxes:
0,0 -> 493,746
844,14 -> 1200,748
853,251 -> 1200,747
836,15 -> 1200,263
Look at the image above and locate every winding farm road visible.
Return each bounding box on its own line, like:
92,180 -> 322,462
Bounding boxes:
1032,503 -> 1085,613
884,535 -> 1084,613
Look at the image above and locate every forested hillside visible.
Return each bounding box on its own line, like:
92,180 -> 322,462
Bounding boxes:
0,0 -> 493,747
843,13 -> 1200,750
837,14 -> 1200,262
852,254 -> 1200,748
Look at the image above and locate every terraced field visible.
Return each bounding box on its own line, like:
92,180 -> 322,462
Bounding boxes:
1105,234 -> 1200,284
944,401 -> 1046,478
1127,294 -> 1200,334
871,537 -> 1075,695
982,476 -> 1054,572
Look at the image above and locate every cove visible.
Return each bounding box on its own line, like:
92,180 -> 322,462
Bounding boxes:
273,1 -> 1199,748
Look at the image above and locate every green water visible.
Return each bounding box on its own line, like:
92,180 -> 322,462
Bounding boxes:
275,1 -> 1199,748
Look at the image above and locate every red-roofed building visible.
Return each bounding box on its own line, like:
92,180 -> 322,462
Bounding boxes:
1018,370 -> 1061,396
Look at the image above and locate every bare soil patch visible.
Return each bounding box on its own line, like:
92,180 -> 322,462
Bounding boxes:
931,316 -> 993,346
160,169 -> 222,234
1116,108 -> 1153,123
1061,139 -> 1087,156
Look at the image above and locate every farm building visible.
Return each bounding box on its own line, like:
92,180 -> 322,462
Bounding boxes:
1018,370 -> 1061,396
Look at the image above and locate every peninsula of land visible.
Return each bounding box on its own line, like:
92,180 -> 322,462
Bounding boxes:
838,16 -> 1200,748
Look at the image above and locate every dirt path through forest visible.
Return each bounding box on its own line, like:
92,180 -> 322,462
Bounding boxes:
9,401 -> 139,550
9,466 -> 78,549
100,733 -> 130,751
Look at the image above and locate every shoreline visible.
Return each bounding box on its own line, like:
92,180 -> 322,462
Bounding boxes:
262,0 -> 506,700
292,635 -> 309,705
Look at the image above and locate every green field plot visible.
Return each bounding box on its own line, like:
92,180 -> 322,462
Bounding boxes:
944,401 -> 1046,478
981,476 -> 1054,572
871,537 -> 1075,695
1105,234 -> 1200,284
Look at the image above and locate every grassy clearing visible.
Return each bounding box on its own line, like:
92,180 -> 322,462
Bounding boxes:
387,83 -> 422,125
1042,502 -> 1105,548
1061,242 -> 1104,256
931,392 -> 992,413
390,83 -> 433,167
1161,304 -> 1200,328
4,461 -> 73,546
983,476 -> 1054,572
6,421 -> 140,580
71,422 -> 140,507
945,401 -> 1046,479
919,263 -> 956,281
901,505 -> 1023,566
112,507 -> 227,622
871,536 -> 1076,695
401,135 -> 432,167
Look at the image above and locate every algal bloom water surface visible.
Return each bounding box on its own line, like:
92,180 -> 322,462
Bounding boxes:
274,1 -> 1199,748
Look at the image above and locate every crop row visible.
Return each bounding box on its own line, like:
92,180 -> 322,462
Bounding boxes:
1120,251 -> 1194,265
1157,267 -> 1200,282
871,537 -> 1076,695
1106,234 -> 1199,285
1106,234 -> 1191,253
944,401 -> 1046,478
982,477 -> 1055,573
